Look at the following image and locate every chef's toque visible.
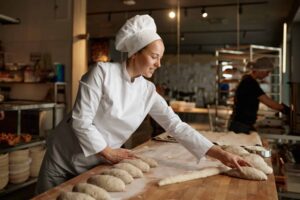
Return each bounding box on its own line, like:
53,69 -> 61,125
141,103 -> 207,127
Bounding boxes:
115,14 -> 161,58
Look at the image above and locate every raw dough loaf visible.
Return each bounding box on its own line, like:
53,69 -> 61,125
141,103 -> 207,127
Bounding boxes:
158,167 -> 224,186
224,166 -> 267,181
114,163 -> 143,178
137,156 -> 158,168
101,168 -> 133,184
222,145 -> 250,156
87,175 -> 125,192
121,159 -> 150,172
57,192 -> 95,200
242,153 -> 273,174
73,183 -> 111,200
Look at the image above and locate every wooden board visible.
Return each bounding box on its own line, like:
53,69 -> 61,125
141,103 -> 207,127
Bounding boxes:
32,140 -> 278,200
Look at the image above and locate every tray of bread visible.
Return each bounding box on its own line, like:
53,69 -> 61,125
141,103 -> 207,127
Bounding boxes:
0,133 -> 32,147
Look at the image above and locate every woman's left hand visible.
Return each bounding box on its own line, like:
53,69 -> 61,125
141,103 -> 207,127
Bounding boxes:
98,147 -> 136,164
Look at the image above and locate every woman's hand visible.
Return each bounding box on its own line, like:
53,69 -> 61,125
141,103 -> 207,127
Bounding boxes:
99,147 -> 136,164
206,145 -> 251,169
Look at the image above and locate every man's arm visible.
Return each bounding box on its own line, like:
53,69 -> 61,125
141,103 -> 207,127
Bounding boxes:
258,94 -> 284,111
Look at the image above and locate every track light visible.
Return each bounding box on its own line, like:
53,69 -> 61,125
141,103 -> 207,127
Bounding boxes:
168,11 -> 176,19
201,7 -> 208,18
122,0 -> 136,6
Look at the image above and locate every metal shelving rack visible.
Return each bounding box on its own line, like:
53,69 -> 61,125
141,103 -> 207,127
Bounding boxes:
215,44 -> 282,105
211,45 -> 282,132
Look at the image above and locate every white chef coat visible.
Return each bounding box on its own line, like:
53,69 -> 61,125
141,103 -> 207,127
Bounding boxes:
71,62 -> 213,160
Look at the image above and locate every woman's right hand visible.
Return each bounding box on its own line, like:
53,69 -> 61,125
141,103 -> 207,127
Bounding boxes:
99,146 -> 136,164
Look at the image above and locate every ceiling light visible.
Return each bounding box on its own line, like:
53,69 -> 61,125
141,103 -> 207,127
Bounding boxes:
201,7 -> 208,18
123,0 -> 136,6
168,11 -> 176,19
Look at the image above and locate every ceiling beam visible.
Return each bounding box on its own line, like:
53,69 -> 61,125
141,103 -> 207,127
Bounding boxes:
87,1 -> 268,16
159,29 -> 265,35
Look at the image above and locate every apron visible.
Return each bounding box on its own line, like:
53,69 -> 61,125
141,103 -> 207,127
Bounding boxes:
35,113 -> 108,194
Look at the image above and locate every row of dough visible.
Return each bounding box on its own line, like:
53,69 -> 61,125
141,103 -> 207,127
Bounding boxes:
158,145 -> 273,186
58,156 -> 158,200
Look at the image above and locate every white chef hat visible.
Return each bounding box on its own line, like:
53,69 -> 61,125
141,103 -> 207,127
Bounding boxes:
247,57 -> 274,71
115,14 -> 161,58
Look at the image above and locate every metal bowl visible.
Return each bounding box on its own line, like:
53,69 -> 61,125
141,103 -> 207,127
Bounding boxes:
259,149 -> 272,158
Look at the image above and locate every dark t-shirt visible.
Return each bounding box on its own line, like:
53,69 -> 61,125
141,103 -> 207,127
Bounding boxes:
231,74 -> 265,125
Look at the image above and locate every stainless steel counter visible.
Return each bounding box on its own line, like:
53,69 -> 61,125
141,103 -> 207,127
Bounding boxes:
0,101 -> 56,135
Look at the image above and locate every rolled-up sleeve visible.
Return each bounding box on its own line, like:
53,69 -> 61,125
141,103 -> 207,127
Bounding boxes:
149,92 -> 213,160
72,65 -> 107,157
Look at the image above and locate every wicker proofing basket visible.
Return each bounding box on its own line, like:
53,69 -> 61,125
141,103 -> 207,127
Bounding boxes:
29,147 -> 45,177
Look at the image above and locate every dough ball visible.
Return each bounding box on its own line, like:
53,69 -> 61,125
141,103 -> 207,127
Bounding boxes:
114,163 -> 143,178
101,168 -> 133,184
87,175 -> 125,192
73,183 -> 111,200
137,156 -> 158,168
222,145 -> 250,156
121,159 -> 150,172
224,167 -> 267,181
242,153 -> 273,174
57,192 -> 95,200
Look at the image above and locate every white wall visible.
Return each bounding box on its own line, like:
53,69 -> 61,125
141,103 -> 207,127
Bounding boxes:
0,0 -> 73,108
154,54 -> 216,106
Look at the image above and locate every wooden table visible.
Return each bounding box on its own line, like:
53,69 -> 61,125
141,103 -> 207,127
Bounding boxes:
172,107 -> 208,114
32,140 -> 278,200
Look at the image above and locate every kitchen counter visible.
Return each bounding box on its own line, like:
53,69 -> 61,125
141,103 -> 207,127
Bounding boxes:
32,133 -> 278,200
0,101 -> 56,135
0,101 -> 55,111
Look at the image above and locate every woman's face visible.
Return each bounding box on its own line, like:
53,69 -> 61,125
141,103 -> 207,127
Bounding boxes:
133,40 -> 165,78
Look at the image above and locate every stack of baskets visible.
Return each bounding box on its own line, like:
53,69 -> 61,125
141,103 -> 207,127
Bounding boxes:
0,145 -> 46,189
0,153 -> 9,189
29,145 -> 46,177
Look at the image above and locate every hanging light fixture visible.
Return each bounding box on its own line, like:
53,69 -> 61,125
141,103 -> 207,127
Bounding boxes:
168,10 -> 176,19
201,7 -> 208,18
122,0 -> 136,6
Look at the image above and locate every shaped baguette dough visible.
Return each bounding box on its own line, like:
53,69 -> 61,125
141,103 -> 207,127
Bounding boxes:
121,159 -> 150,172
222,145 -> 250,156
73,183 -> 111,200
101,168 -> 133,184
57,192 -> 95,200
114,163 -> 143,178
242,153 -> 273,174
158,167 -> 223,186
137,156 -> 158,168
224,166 -> 267,180
87,175 -> 125,192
